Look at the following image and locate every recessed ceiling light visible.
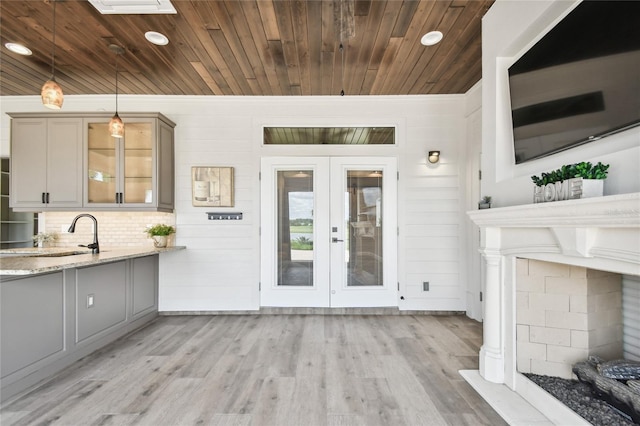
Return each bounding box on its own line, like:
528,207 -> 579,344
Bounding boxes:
421,31 -> 443,46
145,31 -> 169,46
5,42 -> 32,56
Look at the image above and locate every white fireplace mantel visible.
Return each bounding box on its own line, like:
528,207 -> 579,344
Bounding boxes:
468,193 -> 640,277
466,193 -> 640,424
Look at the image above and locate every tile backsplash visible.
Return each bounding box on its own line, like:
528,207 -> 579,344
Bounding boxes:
41,211 -> 176,248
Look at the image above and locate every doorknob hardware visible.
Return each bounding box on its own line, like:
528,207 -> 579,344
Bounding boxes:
332,237 -> 343,243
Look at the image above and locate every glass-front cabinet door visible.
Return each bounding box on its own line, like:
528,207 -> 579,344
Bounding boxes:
86,117 -> 156,208
122,121 -> 153,204
87,122 -> 117,204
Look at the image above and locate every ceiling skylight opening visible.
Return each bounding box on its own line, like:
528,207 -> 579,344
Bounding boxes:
421,31 -> 443,46
145,31 -> 169,46
5,42 -> 32,56
88,0 -> 176,15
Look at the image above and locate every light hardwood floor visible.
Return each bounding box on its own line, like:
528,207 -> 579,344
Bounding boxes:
1,315 -> 507,426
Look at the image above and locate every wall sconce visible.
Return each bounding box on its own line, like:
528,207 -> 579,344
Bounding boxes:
428,151 -> 440,164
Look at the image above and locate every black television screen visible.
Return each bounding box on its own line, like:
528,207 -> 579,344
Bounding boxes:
508,1 -> 640,164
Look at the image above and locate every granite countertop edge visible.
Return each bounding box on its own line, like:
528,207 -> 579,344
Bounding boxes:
0,246 -> 186,276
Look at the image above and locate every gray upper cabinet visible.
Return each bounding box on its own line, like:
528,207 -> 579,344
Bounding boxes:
9,113 -> 174,213
10,116 -> 83,210
85,113 -> 175,212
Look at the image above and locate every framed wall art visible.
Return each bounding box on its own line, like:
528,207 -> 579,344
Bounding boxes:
191,166 -> 234,207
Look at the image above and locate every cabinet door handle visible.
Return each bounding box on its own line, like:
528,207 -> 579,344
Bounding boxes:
115,193 -> 120,203
42,192 -> 46,204
46,192 -> 50,203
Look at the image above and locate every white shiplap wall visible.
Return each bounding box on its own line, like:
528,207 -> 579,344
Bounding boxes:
0,95 -> 474,313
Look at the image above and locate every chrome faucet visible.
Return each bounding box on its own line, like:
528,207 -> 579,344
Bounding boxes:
68,214 -> 100,254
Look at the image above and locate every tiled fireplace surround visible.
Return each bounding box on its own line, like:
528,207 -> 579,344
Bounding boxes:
467,193 -> 640,424
516,258 -> 623,380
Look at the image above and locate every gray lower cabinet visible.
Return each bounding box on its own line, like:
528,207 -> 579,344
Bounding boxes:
0,272 -> 65,378
132,255 -> 157,317
0,255 -> 158,402
76,261 -> 128,343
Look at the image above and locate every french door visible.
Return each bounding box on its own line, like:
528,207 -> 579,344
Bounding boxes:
260,157 -> 397,307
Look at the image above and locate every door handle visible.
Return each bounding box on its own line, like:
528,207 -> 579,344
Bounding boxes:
332,237 -> 344,243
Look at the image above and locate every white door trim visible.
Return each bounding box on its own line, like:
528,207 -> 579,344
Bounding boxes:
260,156 -> 398,308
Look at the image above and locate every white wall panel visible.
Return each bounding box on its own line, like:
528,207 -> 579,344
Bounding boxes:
481,0 -> 640,206
1,94 -> 469,313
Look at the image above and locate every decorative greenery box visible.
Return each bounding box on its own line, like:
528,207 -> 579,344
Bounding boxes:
532,162 -> 608,204
533,178 -> 603,203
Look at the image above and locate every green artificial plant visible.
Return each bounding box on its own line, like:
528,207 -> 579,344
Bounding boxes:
531,162 -> 609,187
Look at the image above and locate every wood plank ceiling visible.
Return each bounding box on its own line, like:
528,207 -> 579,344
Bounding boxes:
0,0 -> 494,97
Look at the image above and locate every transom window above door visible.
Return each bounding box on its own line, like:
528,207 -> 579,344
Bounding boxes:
263,127 -> 395,145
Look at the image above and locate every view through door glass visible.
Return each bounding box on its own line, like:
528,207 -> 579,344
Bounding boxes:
345,170 -> 383,286
277,170 -> 314,286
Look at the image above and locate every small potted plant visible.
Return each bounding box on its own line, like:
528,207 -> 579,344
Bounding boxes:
478,196 -> 492,209
33,232 -> 57,248
144,224 -> 175,248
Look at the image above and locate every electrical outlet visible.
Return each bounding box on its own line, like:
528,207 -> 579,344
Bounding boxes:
423,281 -> 429,291
87,294 -> 95,308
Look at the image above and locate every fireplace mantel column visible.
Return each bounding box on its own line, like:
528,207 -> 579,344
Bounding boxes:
480,227 -> 505,383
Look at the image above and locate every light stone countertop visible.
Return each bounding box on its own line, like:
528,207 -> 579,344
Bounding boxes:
0,246 -> 185,276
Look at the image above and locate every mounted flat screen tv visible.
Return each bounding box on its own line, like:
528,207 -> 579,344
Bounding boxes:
508,1 -> 640,164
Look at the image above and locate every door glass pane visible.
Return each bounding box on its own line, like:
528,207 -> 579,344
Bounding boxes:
277,170 -> 314,286
87,122 -> 117,204
123,122 -> 153,204
346,170 -> 383,286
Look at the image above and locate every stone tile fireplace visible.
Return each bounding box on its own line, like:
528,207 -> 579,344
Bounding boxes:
466,193 -> 640,424
516,259 -> 623,380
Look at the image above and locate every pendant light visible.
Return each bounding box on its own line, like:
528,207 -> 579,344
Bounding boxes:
108,44 -> 125,138
41,0 -> 64,109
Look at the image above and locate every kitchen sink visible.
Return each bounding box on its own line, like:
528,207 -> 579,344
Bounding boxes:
31,251 -> 92,257
0,249 -> 105,258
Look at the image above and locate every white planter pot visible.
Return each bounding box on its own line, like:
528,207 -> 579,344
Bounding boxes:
151,235 -> 168,248
533,178 -> 604,203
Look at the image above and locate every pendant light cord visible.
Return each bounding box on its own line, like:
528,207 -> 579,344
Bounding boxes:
51,0 -> 56,78
115,54 -> 119,113
340,43 -> 345,96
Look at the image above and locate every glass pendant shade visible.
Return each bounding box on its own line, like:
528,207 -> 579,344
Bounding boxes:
109,113 -> 124,138
41,78 -> 64,109
42,1 -> 63,109
108,44 -> 125,139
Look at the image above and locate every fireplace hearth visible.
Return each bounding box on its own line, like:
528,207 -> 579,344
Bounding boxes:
525,373 -> 637,426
